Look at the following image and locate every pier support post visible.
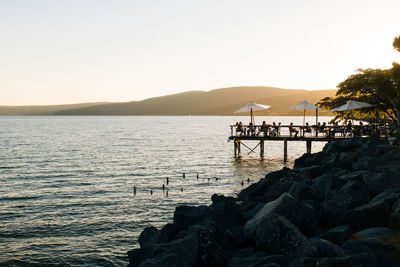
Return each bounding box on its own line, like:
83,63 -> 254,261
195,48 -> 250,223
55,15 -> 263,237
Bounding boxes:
306,140 -> 312,154
283,139 -> 288,162
238,140 -> 241,156
260,140 -> 264,158
234,140 -> 237,158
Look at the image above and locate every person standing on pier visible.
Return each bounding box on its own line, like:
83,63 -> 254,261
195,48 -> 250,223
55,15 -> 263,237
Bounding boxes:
289,122 -> 299,137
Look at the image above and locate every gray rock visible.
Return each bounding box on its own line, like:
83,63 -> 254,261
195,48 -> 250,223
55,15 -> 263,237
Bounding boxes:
139,253 -> 182,267
346,201 -> 391,231
173,205 -> 209,227
318,225 -> 351,245
139,226 -> 160,249
244,193 -> 318,236
355,227 -> 395,241
247,213 -> 309,258
158,223 -> 186,243
228,254 -> 287,267
363,169 -> 400,194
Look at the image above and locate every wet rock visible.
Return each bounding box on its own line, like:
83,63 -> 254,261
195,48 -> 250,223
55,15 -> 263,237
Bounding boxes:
312,173 -> 333,199
158,223 -> 186,243
318,225 -> 351,245
370,190 -> 400,206
288,180 -> 319,201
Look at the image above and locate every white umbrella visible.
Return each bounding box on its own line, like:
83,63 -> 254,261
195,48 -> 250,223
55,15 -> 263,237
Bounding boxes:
233,102 -> 270,124
330,100 -> 373,112
289,100 -> 322,126
330,100 -> 373,123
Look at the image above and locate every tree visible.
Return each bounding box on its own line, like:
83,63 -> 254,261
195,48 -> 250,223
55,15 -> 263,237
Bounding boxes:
319,35 -> 400,129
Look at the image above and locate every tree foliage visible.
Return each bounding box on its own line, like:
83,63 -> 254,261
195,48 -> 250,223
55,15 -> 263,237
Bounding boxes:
319,35 -> 400,128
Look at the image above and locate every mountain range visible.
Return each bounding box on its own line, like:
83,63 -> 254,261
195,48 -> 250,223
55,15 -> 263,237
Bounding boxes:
0,86 -> 336,116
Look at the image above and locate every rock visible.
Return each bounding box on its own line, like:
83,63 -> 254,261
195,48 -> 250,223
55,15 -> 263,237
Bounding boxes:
241,202 -> 265,220
370,190 -> 400,206
128,247 -> 156,267
228,253 -> 288,267
207,195 -> 245,231
244,193 -> 318,236
355,227 -> 395,241
139,226 -> 160,249
313,173 -> 333,199
246,213 -> 309,258
305,238 -> 346,257
193,225 -> 228,266
288,180 -> 319,201
346,201 -> 391,231
318,225 -> 351,245
263,175 -> 296,203
323,181 -> 371,227
158,223 -> 186,243
294,152 -> 323,168
363,169 -> 400,194
338,138 -> 364,149
292,253 -> 378,267
139,253 -> 181,267
173,205 -> 209,227
309,165 -> 324,178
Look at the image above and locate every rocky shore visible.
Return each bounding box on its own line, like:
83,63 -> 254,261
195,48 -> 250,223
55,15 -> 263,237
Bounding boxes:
127,138 -> 400,267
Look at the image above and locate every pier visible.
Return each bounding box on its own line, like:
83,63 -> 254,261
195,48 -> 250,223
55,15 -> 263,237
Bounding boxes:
229,124 -> 390,160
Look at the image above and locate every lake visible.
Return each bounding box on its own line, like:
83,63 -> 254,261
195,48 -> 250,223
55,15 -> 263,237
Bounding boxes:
0,116 -> 332,266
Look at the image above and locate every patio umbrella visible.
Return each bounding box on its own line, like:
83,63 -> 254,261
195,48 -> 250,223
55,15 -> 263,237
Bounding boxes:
289,100 -> 322,126
329,100 -> 373,112
233,102 -> 270,125
330,100 -> 373,123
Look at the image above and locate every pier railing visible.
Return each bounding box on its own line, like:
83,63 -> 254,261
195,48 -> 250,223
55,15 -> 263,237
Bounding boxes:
229,123 -> 392,159
229,124 -> 391,139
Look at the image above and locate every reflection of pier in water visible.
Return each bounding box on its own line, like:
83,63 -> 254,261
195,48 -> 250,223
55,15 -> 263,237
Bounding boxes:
229,124 -> 390,160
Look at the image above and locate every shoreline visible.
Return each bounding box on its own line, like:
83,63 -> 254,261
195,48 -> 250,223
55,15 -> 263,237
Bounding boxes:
127,138 -> 400,266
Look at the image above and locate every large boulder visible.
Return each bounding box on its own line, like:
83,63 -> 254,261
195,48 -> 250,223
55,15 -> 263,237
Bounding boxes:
363,169 -> 400,194
292,253 -> 378,267
173,205 -> 209,227
318,225 -> 351,245
139,226 -> 160,249
244,193 -> 318,236
346,201 -> 391,231
355,227 -> 395,242
305,238 -> 346,258
288,180 -> 319,201
245,213 -> 309,258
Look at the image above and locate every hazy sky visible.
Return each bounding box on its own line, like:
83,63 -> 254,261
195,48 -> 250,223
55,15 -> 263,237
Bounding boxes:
1,0 -> 399,105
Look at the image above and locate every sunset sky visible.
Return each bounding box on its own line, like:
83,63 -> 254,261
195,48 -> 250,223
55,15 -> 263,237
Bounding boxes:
1,0 -> 399,105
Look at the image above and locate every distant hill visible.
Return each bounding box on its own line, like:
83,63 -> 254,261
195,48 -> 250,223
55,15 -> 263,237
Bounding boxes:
0,86 -> 336,116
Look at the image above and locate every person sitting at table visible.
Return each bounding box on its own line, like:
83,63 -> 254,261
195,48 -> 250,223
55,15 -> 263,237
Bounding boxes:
304,122 -> 312,136
345,120 -> 353,137
236,121 -> 243,136
247,122 -> 256,136
259,121 -> 269,136
270,122 -> 278,137
289,122 -> 299,137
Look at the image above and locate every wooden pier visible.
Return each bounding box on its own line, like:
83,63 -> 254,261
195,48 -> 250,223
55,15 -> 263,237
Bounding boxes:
229,124 -> 389,160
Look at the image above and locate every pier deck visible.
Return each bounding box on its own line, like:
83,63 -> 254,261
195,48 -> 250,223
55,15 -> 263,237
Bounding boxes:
229,124 -> 390,160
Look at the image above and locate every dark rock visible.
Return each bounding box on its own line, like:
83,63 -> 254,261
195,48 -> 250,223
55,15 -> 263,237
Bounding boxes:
363,169 -> 400,194
139,253 -> 181,267
206,194 -> 245,231
173,205 -> 209,227
339,171 -> 366,182
139,226 -> 160,249
370,189 -> 400,206
244,193 -> 318,236
318,225 -> 351,245
158,223 -> 186,243
245,213 -> 309,258
263,175 -> 296,203
305,238 -> 346,257
128,247 -> 156,267
355,227 -> 395,241
309,165 -> 324,178
312,173 -> 333,199
302,200 -> 324,222
292,253 -> 378,267
324,181 -> 371,227
342,240 -> 375,255
338,138 -> 364,149
390,200 -> 400,230
288,180 -> 319,201
346,201 -> 391,231
228,253 -> 288,267
241,202 -> 265,220
294,152 -> 323,168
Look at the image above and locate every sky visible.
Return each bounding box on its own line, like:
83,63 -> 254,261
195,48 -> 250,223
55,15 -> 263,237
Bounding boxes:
1,0 -> 399,106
